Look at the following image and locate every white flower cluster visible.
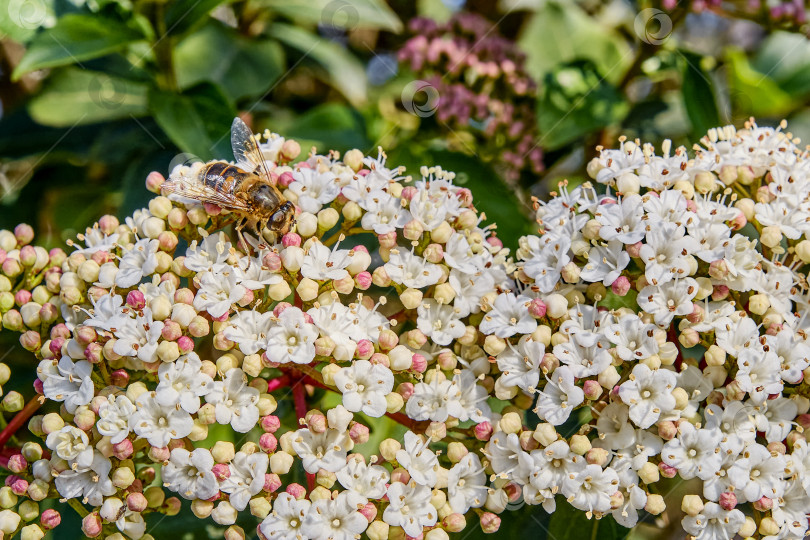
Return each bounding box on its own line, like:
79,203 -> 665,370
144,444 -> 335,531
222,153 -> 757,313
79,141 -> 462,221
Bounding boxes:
2,119 -> 809,540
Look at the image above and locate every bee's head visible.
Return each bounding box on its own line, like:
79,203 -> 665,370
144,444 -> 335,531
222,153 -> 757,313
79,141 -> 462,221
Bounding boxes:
268,201 -> 295,234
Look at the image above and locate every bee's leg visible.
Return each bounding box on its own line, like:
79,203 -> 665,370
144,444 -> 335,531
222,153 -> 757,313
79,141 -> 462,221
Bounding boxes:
255,220 -> 270,250
235,217 -> 250,255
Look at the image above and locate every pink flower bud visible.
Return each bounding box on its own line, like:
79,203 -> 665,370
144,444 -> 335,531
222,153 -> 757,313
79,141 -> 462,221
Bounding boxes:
611,275 -> 631,296
390,468 -> 410,484
657,421 -> 678,442
174,288 -> 194,305
162,496 -> 181,515
10,477 -> 27,495
20,331 -> 41,352
40,509 -> 61,530
19,245 -> 37,266
84,343 -> 103,364
259,433 -> 278,453
261,415 -> 281,433
148,446 -> 170,462
127,492 -> 148,512
753,496 -> 773,511
359,502 -> 377,522
528,298 -> 547,318
308,413 -> 327,434
474,421 -> 493,441
126,290 -> 146,310
2,258 -> 22,277
39,303 -> 59,324
113,439 -> 133,459
264,473 -> 282,493
397,382 -> 414,401
378,231 -> 397,249
273,302 -> 292,317
277,171 -> 294,187
712,285 -> 730,301
708,259 -> 729,280
369,352 -> 390,368
624,241 -> 643,258
659,463 -> 677,478
443,513 -> 466,532
203,202 -> 221,216
356,339 -> 374,360
14,290 -> 31,307
160,320 -> 181,342
480,512 -> 501,533
400,186 -> 417,201
504,482 -> 522,503
349,422 -> 370,444
286,484 -> 306,499
82,512 -> 102,537
355,271 -> 372,290
213,463 -> 231,481
238,289 -> 254,307
719,491 -> 737,510
583,379 -> 603,400
50,323 -> 70,340
314,336 -> 335,357
410,354 -> 427,373
177,336 -> 194,354
14,224 -> 34,246
49,337 -> 65,357
262,252 -> 282,272
33,379 -> 43,395
145,171 -> 165,193
75,325 -> 97,347
281,233 -> 301,247
7,454 -> 26,473
377,329 -> 398,351
686,303 -> 704,324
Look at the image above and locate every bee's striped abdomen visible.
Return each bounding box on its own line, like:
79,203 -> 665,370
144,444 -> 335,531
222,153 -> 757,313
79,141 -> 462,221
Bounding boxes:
201,162 -> 249,195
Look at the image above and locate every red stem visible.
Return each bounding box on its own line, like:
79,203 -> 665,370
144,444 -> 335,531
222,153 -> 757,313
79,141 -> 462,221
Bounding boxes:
0,398 -> 41,450
667,322 -> 685,371
291,377 -> 315,492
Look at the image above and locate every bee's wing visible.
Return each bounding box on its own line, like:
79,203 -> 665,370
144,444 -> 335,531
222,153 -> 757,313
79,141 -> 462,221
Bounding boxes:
161,177 -> 252,212
231,117 -> 274,181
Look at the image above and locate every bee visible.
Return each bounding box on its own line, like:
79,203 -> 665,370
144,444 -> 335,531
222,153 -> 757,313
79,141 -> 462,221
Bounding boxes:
161,117 -> 295,249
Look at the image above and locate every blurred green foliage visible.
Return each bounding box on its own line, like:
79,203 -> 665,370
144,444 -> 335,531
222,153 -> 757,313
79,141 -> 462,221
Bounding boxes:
1,0 -> 810,537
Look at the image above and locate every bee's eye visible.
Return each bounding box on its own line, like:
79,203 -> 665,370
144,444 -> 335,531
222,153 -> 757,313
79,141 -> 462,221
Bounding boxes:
272,211 -> 287,223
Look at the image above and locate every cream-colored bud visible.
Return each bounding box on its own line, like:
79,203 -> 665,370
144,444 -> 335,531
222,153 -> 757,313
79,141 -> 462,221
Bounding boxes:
483,335 -> 506,356
258,395 -> 277,416
320,363 -> 340,386
268,281 -> 292,301
189,421 -> 209,441
658,342 -> 679,365
739,516 -> 757,538
249,497 -> 272,519
569,434 -> 591,455
545,294 -> 568,319
269,452 -> 294,474
191,499 -> 214,519
760,225 -> 782,248
681,494 -> 704,517
694,171 -> 717,194
531,326 -> 552,346
296,213 -> 317,237
617,172 -> 640,194
241,354 -> 262,377
20,524 -> 44,540
389,345 -> 413,371
582,219 -> 602,240
385,392 -> 404,413
211,441 -> 235,463
704,344 -> 726,366
748,293 -> 770,315
379,439 -> 401,462
533,423 -> 557,446
644,494 -> 665,515
400,288 -> 423,310
638,461 -> 660,484
431,221 -> 453,244
317,208 -> 339,231
694,277 -> 713,300
281,246 -> 304,272
433,283 -> 456,305
499,412 -> 522,434
77,260 -> 100,283
151,296 -> 172,321
672,387 -> 689,410
735,198 -> 755,221
366,521 -> 389,540
598,365 -> 620,388
759,517 -> 780,536
211,501 -> 237,526
673,179 -> 694,199
485,488 -> 508,513
296,278 -> 319,302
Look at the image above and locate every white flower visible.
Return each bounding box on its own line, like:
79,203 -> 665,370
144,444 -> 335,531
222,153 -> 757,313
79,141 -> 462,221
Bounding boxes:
443,233 -> 480,273
527,440 -> 585,496
753,396 -> 798,443
637,278 -> 698,326
383,481 -> 437,537
639,223 -> 696,285
359,190 -> 410,234
83,293 -> 128,332
219,451 -> 269,510
416,300 -> 466,346
681,502 -> 745,540
736,347 -> 783,404
289,167 -> 340,213
595,403 -> 636,450
308,302 -> 358,360
301,491 -> 368,540
661,422 -> 722,480
116,238 -> 159,288
618,364 -> 677,429
496,335 -> 544,393
594,195 -> 646,244
603,314 -> 658,361
130,392 -> 194,448
54,450 -> 116,506
113,309 -> 164,364
162,448 -> 218,501
522,236 -> 571,293
96,395 -> 136,445
336,455 -> 389,502
264,307 -> 318,364
534,366 -> 584,426
301,241 -> 351,281
384,248 -> 441,289
234,253 -> 283,290
562,463 -> 620,514
223,309 -> 274,355
46,426 -> 93,469
73,226 -> 119,255
449,268 -> 493,317
553,333 -> 612,378
156,353 -> 213,414
334,360 -> 394,417
184,233 -> 231,273
728,443 -> 786,503
579,240 -> 629,285
406,372 -> 460,422
396,431 -> 439,487
205,368 -> 260,433
479,293 -> 537,338
37,357 -> 94,413
447,452 -> 487,514
259,493 -> 311,540
449,369 -> 492,422
702,402 -> 756,455
291,427 -> 351,473
193,268 -> 245,319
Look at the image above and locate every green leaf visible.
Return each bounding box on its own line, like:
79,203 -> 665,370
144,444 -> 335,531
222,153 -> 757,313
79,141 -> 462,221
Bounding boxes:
725,48 -> 794,118
681,52 -> 719,138
548,499 -> 630,540
164,0 -> 231,36
517,0 -> 631,84
0,0 -> 55,43
537,60 -> 628,150
12,14 -> 147,79
148,83 -> 236,160
752,32 -> 810,98
269,22 -> 367,106
28,67 -> 148,127
261,0 -> 401,32
174,21 -> 285,101
272,103 -> 368,151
